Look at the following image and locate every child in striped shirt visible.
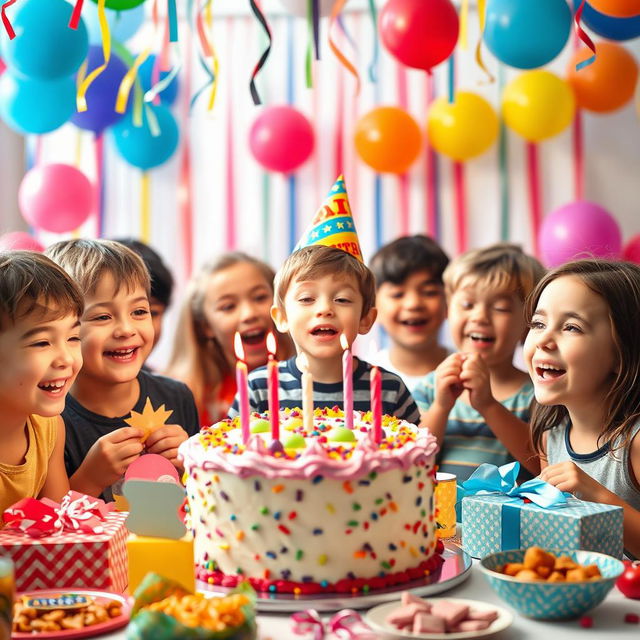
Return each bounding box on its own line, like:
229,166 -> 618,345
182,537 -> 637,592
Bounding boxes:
228,245 -> 420,424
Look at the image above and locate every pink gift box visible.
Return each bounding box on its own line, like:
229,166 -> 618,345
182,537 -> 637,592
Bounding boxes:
0,511 -> 128,592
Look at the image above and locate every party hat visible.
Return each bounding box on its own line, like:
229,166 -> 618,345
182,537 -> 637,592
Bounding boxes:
294,175 -> 363,262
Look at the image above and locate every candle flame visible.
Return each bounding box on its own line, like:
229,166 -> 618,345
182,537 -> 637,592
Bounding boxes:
266,331 -> 277,356
234,332 -> 245,361
340,333 -> 349,350
299,351 -> 309,373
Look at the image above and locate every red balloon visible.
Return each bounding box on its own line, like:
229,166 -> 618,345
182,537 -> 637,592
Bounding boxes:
379,0 -> 459,72
249,106 -> 315,174
0,231 -> 44,252
623,234 -> 640,264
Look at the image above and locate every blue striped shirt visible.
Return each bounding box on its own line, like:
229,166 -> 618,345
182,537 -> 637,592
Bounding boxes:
413,371 -> 534,481
228,356 -> 420,424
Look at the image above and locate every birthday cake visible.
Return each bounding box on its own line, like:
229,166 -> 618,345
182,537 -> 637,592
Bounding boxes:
179,407 -> 443,595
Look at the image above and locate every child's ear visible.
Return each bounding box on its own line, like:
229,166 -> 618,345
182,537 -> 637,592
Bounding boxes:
271,305 -> 289,333
358,307 -> 377,335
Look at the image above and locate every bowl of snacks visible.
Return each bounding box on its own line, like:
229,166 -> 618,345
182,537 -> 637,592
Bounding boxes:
478,546 -> 624,620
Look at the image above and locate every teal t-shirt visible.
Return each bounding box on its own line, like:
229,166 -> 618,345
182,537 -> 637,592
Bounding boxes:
413,371 -> 534,481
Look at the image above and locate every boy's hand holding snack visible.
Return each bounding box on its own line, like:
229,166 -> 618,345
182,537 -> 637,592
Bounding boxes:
433,353 -> 465,412
459,353 -> 495,413
145,425 -> 189,469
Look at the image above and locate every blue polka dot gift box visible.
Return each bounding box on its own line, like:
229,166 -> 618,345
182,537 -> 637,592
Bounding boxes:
459,463 -> 623,559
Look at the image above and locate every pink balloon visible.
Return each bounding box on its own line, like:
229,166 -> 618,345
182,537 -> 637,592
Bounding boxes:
19,164 -> 94,233
379,0 -> 459,72
623,234 -> 640,264
0,231 -> 44,252
539,200 -> 622,267
249,106 -> 314,174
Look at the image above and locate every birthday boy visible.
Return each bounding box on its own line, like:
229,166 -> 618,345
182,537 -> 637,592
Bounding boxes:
228,176 -> 419,423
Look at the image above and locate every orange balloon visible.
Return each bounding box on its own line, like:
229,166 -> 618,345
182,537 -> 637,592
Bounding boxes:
567,41 -> 638,113
588,0 -> 640,17
354,107 -> 422,173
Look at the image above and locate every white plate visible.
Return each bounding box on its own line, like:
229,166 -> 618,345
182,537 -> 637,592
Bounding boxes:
365,597 -> 513,640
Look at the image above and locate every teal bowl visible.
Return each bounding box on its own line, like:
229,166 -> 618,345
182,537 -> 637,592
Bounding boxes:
478,549 -> 624,620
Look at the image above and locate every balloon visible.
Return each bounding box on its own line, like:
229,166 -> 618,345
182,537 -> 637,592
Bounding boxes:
484,0 -> 572,69
139,55 -> 180,106
582,3 -> 640,40
623,235 -> 640,263
84,2 -> 145,44
70,47 -> 129,134
19,165 -> 94,234
379,0 -> 459,72
0,231 -> 44,252
90,0 -> 146,10
354,106 -> 422,173
277,0 -> 346,17
588,0 -> 640,17
427,92 -> 498,161
0,0 -> 88,80
249,106 -> 314,173
502,71 -> 575,142
539,201 -> 622,267
112,104 -> 180,170
0,72 -> 76,135
567,42 -> 638,113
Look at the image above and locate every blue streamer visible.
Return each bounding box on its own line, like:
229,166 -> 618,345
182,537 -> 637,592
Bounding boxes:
167,0 -> 178,42
374,175 -> 383,249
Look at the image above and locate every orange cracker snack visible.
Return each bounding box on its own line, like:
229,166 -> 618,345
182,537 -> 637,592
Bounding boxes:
125,397 -> 174,443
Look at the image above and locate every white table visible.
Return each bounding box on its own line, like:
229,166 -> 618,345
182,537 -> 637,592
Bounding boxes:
101,561 -> 640,639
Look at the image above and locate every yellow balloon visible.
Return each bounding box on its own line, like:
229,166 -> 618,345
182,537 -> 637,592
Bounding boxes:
427,92 -> 499,161
502,70 -> 575,142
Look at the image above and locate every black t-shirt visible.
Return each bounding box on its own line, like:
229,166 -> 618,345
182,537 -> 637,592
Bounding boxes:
62,370 -> 200,500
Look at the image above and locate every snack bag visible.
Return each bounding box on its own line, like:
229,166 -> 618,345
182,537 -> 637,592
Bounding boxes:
126,573 -> 256,640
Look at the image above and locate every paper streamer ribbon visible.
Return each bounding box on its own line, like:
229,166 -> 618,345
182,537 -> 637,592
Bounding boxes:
574,0 -> 596,71
329,0 -> 360,93
167,0 -> 178,41
291,609 -> 377,639
374,175 -> 383,249
77,0 -> 110,112
526,142 -> 542,257
459,0 -> 468,49
453,161 -> 467,254
498,64 -> 509,241
1,0 -> 17,39
334,50 -> 345,182
474,0 -> 494,83
69,0 -> 85,29
116,48 -> 152,116
248,0 -> 272,105
425,74 -> 440,239
146,10 -> 183,105
189,0 -> 219,111
447,53 -> 455,104
366,0 -> 379,83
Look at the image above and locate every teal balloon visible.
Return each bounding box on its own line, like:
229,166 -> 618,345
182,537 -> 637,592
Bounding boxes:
112,104 -> 179,170
0,0 -> 88,79
0,72 -> 75,134
85,2 -> 145,44
484,0 -> 572,69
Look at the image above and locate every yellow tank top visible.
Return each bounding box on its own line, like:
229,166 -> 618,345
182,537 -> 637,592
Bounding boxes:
0,415 -> 59,513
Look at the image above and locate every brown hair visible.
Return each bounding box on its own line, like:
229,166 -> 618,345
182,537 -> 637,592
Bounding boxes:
45,239 -> 150,298
444,243 -> 545,302
274,245 -> 376,317
527,259 -> 640,456
0,250 -> 84,330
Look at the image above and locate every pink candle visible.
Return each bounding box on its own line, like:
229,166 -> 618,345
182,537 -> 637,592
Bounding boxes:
299,352 -> 314,432
370,365 -> 382,443
233,333 -> 250,444
340,333 -> 353,430
266,332 -> 280,441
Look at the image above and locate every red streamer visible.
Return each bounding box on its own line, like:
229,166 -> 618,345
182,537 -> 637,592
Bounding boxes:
573,0 -> 596,70
1,0 -> 17,39
334,60 -> 345,179
68,0 -> 84,29
453,161 -> 467,255
397,66 -> 410,236
425,74 -> 438,238
526,142 -> 542,257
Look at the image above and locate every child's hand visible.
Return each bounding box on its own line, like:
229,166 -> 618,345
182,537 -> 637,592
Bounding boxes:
84,428 -> 144,489
434,353 -> 465,412
539,461 -> 607,503
459,353 -> 495,413
145,424 -> 189,469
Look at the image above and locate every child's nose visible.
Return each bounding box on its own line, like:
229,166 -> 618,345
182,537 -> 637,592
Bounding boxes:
315,298 -> 334,316
469,304 -> 489,322
114,316 -> 136,337
239,300 -> 259,323
54,344 -> 76,367
402,291 -> 422,309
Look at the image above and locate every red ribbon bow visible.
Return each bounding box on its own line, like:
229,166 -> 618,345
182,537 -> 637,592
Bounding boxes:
2,491 -> 113,538
291,608 -> 377,639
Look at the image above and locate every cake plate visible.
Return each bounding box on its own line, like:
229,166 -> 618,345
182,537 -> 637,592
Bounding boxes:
197,541 -> 471,613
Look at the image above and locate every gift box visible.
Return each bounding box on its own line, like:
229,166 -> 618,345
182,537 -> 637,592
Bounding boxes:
459,463 -> 624,559
0,494 -> 128,592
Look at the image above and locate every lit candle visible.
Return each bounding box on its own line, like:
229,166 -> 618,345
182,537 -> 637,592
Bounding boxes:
234,332 -> 250,445
370,365 -> 382,443
299,352 -> 314,432
340,333 -> 353,430
266,332 -> 280,441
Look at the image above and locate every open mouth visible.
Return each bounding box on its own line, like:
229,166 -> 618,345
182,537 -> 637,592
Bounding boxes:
104,347 -> 139,361
241,328 -> 267,346
310,326 -> 338,337
399,318 -> 428,328
535,364 -> 566,380
467,332 -> 495,344
38,380 -> 66,394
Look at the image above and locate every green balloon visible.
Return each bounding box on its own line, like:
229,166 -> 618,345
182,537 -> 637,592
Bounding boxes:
91,0 -> 146,10
283,434 -> 306,449
250,419 -> 270,434
327,426 -> 356,443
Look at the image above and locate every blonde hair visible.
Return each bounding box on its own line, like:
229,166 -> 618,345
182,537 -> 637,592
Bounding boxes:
274,245 -> 376,317
444,243 -> 545,302
45,239 -> 150,298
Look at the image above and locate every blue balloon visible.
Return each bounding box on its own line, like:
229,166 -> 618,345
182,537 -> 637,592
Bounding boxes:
0,0 -> 88,80
112,103 -> 179,170
484,0 -> 572,69
139,55 -> 179,106
0,71 -> 76,134
85,3 -> 145,45
71,46 -> 129,134
582,2 -> 640,40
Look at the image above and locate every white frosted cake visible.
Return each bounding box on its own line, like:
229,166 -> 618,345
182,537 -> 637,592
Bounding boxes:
179,407 -> 442,594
